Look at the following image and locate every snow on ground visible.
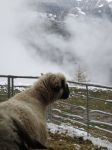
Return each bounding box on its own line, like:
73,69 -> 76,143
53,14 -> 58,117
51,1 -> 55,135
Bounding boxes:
106,100 -> 112,103
90,109 -> 112,116
48,123 -> 112,150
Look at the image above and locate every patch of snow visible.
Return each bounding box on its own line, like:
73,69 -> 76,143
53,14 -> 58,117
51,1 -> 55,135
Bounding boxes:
14,87 -> 26,91
52,114 -> 87,127
58,101 -> 86,110
99,4 -> 103,7
76,7 -> 86,15
88,136 -> 112,150
48,122 -> 87,137
90,120 -> 112,128
0,79 -> 7,85
61,111 -> 84,120
52,108 -> 62,113
106,99 -> 112,103
94,126 -> 112,134
48,123 -> 112,150
90,110 -> 112,116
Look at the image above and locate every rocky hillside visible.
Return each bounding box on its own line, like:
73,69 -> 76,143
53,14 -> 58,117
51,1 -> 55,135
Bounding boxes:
38,0 -> 112,20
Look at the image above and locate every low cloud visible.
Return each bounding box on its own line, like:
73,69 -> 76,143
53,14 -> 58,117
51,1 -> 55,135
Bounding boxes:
0,0 -> 112,85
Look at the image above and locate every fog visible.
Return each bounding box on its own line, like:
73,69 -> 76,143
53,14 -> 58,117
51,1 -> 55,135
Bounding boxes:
0,0 -> 63,76
0,0 -> 112,85
65,16 -> 112,84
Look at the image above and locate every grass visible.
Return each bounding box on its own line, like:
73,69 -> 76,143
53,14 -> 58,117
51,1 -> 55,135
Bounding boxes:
68,97 -> 112,112
69,87 -> 112,112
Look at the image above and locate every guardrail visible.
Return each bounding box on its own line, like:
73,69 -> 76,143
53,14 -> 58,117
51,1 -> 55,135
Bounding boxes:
0,75 -> 38,98
51,81 -> 112,142
0,75 -> 112,142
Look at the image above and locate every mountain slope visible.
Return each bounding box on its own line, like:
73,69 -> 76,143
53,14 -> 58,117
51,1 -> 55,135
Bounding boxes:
38,0 -> 112,20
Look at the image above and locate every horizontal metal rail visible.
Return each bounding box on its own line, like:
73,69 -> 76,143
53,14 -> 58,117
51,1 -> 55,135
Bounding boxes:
0,75 -> 39,79
68,80 -> 112,90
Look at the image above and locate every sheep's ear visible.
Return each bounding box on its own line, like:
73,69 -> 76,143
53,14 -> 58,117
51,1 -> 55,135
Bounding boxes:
12,118 -> 48,149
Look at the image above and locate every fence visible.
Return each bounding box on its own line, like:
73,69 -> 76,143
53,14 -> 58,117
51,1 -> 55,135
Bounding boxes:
0,75 -> 112,142
0,75 -> 38,99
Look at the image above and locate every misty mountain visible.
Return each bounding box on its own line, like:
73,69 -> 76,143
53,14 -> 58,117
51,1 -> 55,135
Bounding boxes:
36,0 -> 112,38
23,0 -> 112,84
32,0 -> 112,61
38,0 -> 112,20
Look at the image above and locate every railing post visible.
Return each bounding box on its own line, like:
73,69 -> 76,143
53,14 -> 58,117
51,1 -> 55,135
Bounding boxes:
11,77 -> 14,97
7,76 -> 11,98
86,85 -> 90,136
48,105 -> 52,121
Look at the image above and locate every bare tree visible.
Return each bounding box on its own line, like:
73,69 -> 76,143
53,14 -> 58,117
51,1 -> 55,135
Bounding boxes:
75,65 -> 89,83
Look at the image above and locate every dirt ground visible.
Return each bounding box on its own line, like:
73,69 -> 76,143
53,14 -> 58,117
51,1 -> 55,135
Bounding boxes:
48,132 -> 108,150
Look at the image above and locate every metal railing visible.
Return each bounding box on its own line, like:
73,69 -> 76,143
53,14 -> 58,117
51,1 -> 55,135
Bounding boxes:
0,75 -> 112,142
68,81 -> 112,140
0,75 -> 39,99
